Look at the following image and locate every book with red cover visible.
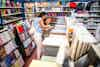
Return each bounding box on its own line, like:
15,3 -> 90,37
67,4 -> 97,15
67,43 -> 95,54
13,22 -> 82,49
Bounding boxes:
16,25 -> 24,33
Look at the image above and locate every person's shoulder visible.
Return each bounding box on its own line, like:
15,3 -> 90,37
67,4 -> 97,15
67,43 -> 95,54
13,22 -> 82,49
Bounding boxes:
34,17 -> 41,23
35,17 -> 41,20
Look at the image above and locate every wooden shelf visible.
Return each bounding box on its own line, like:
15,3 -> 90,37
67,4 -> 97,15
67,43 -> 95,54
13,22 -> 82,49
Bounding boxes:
0,7 -> 22,9
4,17 -> 23,25
2,12 -> 23,17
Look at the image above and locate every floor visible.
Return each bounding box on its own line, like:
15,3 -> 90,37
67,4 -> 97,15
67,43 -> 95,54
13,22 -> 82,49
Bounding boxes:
24,49 -> 37,67
23,48 -> 70,67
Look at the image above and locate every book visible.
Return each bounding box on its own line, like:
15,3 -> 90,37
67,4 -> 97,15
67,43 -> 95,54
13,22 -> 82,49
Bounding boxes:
4,40 -> 17,54
0,31 -> 11,46
0,47 -> 6,60
14,49 -> 20,59
17,56 -> 24,67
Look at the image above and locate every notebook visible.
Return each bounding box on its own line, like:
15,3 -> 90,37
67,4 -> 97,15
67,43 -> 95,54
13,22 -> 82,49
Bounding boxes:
14,49 -> 21,59
23,38 -> 31,48
4,40 -> 17,54
0,31 -> 11,46
17,56 -> 24,67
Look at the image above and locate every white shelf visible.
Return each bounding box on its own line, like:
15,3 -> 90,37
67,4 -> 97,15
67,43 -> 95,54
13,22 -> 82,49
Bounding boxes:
0,7 -> 22,9
88,11 -> 100,13
2,12 -> 23,16
4,17 -> 23,25
0,28 -> 8,33
76,16 -> 100,18
36,11 -> 71,13
84,20 -> 100,23
35,6 -> 69,8
92,6 -> 100,8
24,12 -> 35,14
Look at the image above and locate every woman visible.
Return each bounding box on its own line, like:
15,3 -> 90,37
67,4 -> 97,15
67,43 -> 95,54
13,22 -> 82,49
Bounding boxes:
33,12 -> 54,59
39,13 -> 54,31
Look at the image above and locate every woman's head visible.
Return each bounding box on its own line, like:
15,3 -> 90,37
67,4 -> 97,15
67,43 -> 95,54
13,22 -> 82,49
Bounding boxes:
38,12 -> 47,19
45,17 -> 52,24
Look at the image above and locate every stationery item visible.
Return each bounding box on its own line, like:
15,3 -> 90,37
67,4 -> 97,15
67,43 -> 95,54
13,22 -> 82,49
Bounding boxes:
3,9 -> 8,16
16,2 -> 20,7
4,40 -> 17,55
69,2 -> 77,9
19,33 -> 26,41
24,32 -> 29,40
16,25 -> 24,33
17,56 -> 24,67
8,30 -> 15,39
10,1 -> 15,7
0,34 -> 6,46
0,18 -> 2,25
0,0 -> 2,7
5,55 -> 13,67
0,47 -> 6,61
0,31 -> 11,46
6,0 -> 10,7
14,49 -> 21,59
23,38 -> 31,48
0,60 -> 7,67
3,31 -> 12,41
13,60 -> 21,67
32,42 -> 36,48
25,48 -> 30,56
29,42 -> 33,53
2,0 -> 6,7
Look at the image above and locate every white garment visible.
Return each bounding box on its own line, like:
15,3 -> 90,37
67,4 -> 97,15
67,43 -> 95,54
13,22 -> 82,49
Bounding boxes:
34,32 -> 42,59
28,18 -> 42,59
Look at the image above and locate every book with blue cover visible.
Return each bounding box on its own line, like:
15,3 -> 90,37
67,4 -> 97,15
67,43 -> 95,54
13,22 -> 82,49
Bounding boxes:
0,18 -> 2,25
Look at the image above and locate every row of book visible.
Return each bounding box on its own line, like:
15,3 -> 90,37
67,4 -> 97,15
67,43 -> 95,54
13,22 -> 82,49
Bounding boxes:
0,0 -> 21,8
0,29 -> 24,67
0,19 -> 36,67
0,9 -> 21,16
47,12 -> 69,16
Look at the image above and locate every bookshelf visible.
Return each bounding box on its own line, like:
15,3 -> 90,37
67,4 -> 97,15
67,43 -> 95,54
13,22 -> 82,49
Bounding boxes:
0,0 -> 35,66
0,0 -> 25,66
24,2 -> 71,19
75,1 -> 100,36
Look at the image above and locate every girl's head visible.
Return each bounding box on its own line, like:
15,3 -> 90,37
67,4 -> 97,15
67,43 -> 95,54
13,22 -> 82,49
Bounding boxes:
45,17 -> 52,24
38,12 -> 47,19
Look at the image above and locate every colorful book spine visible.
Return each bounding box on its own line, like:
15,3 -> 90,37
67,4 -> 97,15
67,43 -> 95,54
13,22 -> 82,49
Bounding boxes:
0,0 -> 2,7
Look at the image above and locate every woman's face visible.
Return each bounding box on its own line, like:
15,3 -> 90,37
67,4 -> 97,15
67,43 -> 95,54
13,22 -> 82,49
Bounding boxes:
42,15 -> 47,19
46,18 -> 52,24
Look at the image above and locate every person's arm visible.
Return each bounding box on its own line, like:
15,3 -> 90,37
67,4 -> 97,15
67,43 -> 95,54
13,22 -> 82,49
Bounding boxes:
40,20 -> 49,28
39,19 -> 54,31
